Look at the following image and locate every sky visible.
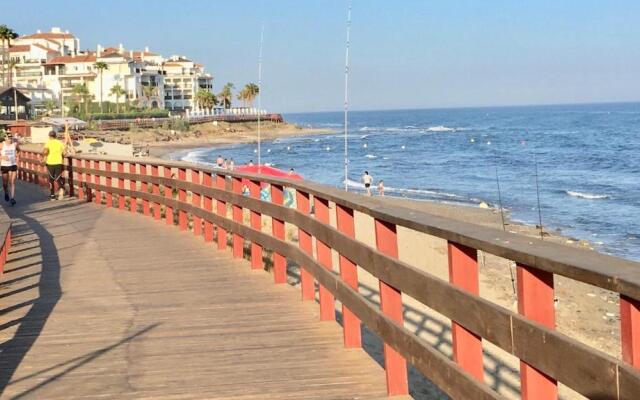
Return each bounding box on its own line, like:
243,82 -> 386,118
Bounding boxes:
5,0 -> 640,113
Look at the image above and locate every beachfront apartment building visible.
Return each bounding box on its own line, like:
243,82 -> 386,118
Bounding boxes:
2,27 -> 213,113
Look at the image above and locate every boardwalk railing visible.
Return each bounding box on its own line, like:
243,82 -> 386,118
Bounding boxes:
16,148 -> 640,399
0,207 -> 12,278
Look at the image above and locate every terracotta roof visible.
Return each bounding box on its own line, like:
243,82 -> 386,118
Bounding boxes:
162,62 -> 182,67
22,32 -> 75,40
32,43 -> 58,54
47,54 -> 97,64
8,45 -> 30,53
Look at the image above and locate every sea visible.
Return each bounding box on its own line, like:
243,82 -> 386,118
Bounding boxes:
170,103 -> 640,261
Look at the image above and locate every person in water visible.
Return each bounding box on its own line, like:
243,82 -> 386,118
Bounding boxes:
289,168 -> 295,176
228,158 -> 235,171
378,180 -> 385,196
216,155 -> 223,167
362,171 -> 373,196
248,160 -> 254,166
0,134 -> 19,205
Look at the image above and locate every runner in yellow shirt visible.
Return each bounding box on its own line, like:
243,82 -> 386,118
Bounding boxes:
43,131 -> 66,200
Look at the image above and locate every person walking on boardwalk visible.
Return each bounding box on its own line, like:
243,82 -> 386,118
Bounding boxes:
0,134 -> 19,206
362,171 -> 373,196
43,131 -> 66,200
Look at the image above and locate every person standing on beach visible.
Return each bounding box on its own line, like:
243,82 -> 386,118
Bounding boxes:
229,158 -> 235,171
378,180 -> 385,196
43,131 -> 66,200
362,171 -> 373,196
0,134 -> 19,206
248,160 -> 254,166
223,158 -> 229,169
216,155 -> 223,167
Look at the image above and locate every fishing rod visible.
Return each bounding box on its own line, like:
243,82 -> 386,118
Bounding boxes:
533,151 -> 544,240
343,1 -> 352,191
257,24 -> 264,172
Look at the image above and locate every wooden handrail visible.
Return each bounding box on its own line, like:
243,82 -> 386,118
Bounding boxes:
16,149 -> 640,399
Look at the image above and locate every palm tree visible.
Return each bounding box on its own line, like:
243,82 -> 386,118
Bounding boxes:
236,88 -> 247,107
109,84 -> 126,113
218,82 -> 234,109
242,83 -> 259,108
0,25 -> 19,87
141,85 -> 157,109
44,99 -> 57,115
72,83 -> 91,115
7,59 -> 18,87
93,61 -> 108,113
195,89 -> 217,110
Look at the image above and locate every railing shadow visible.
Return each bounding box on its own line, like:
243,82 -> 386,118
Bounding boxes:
284,261 -> 521,400
0,200 -> 78,396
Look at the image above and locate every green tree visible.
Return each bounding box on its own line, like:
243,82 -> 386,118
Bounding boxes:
109,84 -> 126,113
242,83 -> 259,107
141,85 -> 157,109
0,25 -> 19,87
218,82 -> 234,109
44,98 -> 57,115
195,89 -> 217,110
93,61 -> 108,113
72,83 -> 91,116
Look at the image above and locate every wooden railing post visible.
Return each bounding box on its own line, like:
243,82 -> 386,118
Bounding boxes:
140,164 -> 150,216
296,190 -> 314,301
314,197 -> 335,321
105,161 -> 113,207
117,162 -> 125,210
74,158 -> 83,199
231,177 -> 243,258
93,160 -> 101,205
215,174 -> 227,250
83,159 -> 92,202
177,168 -> 188,230
270,184 -> 286,284
336,204 -> 361,348
129,163 -> 137,214
621,295 -> 640,368
248,179 -> 263,269
517,264 -> 558,399
164,166 -> 174,226
152,165 -> 161,220
448,242 -> 484,381
374,219 -> 409,396
202,173 -> 214,242
66,157 -> 74,197
191,169 -> 202,237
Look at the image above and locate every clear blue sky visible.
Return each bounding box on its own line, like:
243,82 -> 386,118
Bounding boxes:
5,0 -> 640,112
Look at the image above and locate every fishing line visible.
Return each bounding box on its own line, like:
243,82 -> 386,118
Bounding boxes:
343,1 -> 352,191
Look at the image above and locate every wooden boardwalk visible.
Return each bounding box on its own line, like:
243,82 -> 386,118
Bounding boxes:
0,183 -> 390,399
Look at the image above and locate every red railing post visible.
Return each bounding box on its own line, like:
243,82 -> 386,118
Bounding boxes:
374,219 -> 409,396
248,179 -> 263,269
202,173 -> 214,242
129,163 -> 137,214
448,242 -> 484,381
66,157 -> 74,197
152,165 -> 161,220
191,169 -> 202,237
231,177 -> 243,258
140,164 -> 150,216
117,162 -> 125,210
164,166 -> 174,225
517,264 -> 558,399
216,174 -> 227,250
314,197 -> 335,321
83,159 -> 92,202
74,158 -> 84,199
105,161 -> 113,207
93,160 -> 101,205
270,184 -> 286,284
178,168 -> 188,231
621,295 -> 640,368
296,190 -> 314,301
336,204 -> 361,348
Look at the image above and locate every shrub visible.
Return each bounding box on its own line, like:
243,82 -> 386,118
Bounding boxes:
90,110 -> 169,120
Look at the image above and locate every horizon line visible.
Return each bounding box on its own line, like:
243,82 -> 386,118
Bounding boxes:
283,99 -> 640,115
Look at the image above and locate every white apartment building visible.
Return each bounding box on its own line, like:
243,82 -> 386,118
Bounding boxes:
3,27 -> 213,113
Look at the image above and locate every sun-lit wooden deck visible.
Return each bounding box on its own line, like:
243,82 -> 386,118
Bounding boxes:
0,183 -> 390,399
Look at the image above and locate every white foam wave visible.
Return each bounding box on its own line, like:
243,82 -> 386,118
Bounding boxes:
359,126 -> 375,132
343,179 -> 464,199
360,134 -> 369,139
566,191 -> 611,200
365,154 -> 377,159
426,125 -> 456,132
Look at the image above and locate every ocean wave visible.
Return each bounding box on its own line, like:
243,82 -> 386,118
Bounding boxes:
365,154 -> 377,159
359,126 -> 375,132
344,179 -> 464,199
426,125 -> 456,132
565,190 -> 611,200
